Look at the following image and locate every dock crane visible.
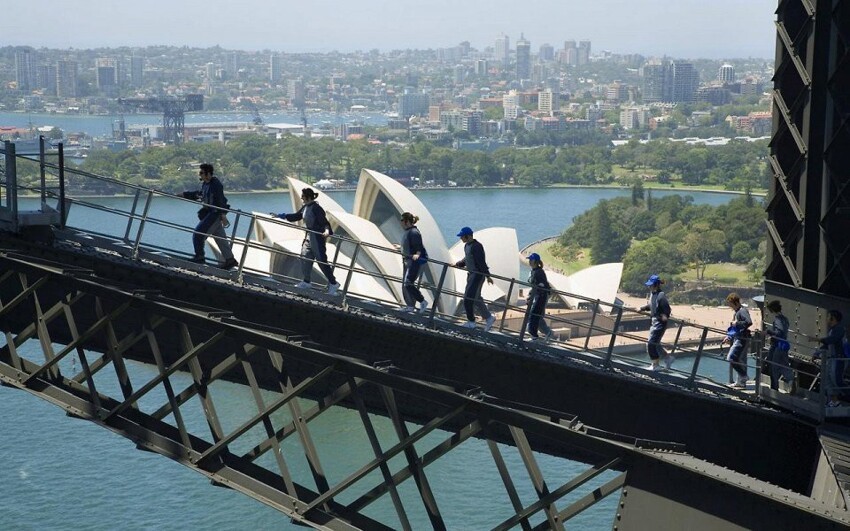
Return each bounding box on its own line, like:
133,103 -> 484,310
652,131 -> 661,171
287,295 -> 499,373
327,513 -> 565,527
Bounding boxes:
118,94 -> 203,145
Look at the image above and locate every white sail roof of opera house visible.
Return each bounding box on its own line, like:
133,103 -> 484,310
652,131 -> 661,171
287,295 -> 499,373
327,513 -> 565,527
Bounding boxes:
226,168 -> 623,317
287,177 -> 346,214
546,262 -> 624,310
326,210 -> 406,302
353,168 -> 459,311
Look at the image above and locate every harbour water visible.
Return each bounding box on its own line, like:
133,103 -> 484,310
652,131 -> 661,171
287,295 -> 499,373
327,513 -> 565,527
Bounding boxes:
1,187 -> 736,529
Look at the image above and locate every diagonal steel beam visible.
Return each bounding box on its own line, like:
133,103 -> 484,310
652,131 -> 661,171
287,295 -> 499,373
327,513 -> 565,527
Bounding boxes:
538,471 -> 627,529
196,363 -> 337,466
509,425 -> 564,531
151,345 -> 261,421
267,350 -> 332,497
347,419 -> 485,514
301,403 -> 469,515
347,376 -> 413,531
23,300 -> 131,385
243,376 -> 366,463
103,330 -> 227,420
239,347 -> 298,498
494,457 -> 622,531
488,438 -> 534,531
144,325 -> 193,452
379,385 -> 446,530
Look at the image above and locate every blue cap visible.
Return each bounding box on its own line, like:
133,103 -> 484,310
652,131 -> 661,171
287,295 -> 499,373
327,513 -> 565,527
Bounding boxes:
527,252 -> 541,261
456,226 -> 473,237
644,274 -> 661,286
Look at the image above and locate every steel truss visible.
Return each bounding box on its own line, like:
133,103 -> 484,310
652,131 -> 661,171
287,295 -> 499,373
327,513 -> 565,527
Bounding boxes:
0,251 -> 846,530
768,0 -> 850,297
0,251 -> 628,530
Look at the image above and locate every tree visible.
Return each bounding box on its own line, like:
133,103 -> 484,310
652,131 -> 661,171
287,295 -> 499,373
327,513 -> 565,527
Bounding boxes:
621,237 -> 685,294
631,180 -> 644,206
590,201 -> 630,264
679,224 -> 726,280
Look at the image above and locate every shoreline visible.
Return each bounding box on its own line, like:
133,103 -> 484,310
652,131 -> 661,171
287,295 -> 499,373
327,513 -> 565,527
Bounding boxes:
17,182 -> 767,200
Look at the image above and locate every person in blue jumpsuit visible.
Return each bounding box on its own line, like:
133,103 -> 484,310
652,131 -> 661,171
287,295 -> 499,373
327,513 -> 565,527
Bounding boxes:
721,292 -> 752,388
639,274 -> 673,371
182,163 -> 237,269
525,253 -> 552,341
764,300 -> 793,390
817,309 -> 847,407
274,188 -> 340,295
454,227 -> 496,331
399,212 -> 429,313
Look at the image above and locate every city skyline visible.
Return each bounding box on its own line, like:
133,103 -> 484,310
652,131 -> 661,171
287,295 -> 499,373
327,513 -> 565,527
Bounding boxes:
3,0 -> 776,59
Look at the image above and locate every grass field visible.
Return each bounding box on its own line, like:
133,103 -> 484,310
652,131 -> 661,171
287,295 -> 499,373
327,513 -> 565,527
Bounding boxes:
525,242 -> 592,276
679,262 -> 754,285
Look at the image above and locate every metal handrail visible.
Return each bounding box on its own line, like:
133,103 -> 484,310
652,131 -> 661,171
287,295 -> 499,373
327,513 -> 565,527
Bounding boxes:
3,143 -> 835,414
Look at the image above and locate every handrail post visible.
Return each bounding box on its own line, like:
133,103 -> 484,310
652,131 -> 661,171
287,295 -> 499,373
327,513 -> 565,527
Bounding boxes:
428,263 -> 449,328
330,233 -> 343,268
498,279 -> 515,333
7,141 -> 19,229
517,302 -> 531,345
603,306 -> 623,368
57,143 -> 65,228
235,217 -> 255,284
131,190 -> 154,260
341,241 -> 361,304
668,320 -> 684,357
687,328 -> 709,389
39,136 -> 46,206
228,211 -> 241,248
123,188 -> 142,242
583,302 -> 600,351
753,331 -> 763,398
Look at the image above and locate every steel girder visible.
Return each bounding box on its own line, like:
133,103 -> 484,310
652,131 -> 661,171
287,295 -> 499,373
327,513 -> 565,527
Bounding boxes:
768,0 -> 850,297
1,256 -> 848,529
0,251 -> 635,530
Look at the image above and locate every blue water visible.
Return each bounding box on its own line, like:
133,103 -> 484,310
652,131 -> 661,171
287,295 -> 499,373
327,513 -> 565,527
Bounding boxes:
1,187 -> 736,529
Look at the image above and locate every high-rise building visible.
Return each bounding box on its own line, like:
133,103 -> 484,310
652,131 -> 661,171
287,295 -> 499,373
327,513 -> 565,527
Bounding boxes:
503,90 -> 519,120
226,52 -> 239,79
55,60 -> 78,98
641,63 -> 668,102
563,41 -> 578,66
671,61 -> 699,103
516,35 -> 531,80
130,56 -> 144,87
36,65 -> 55,94
454,65 -> 465,85
718,64 -> 735,83
398,91 -> 430,119
461,110 -> 483,136
270,54 -> 282,83
539,43 -> 554,62
538,89 -> 555,115
475,59 -> 489,77
578,41 -> 591,65
494,34 -> 510,67
15,50 -> 37,91
95,57 -> 119,91
288,78 -> 305,108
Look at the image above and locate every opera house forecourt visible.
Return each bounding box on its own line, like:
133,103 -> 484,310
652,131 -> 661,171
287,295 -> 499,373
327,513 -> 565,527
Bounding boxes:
209,169 -> 623,318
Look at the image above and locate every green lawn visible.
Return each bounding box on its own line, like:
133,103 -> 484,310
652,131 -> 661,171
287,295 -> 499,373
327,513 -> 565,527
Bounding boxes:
526,242 -> 592,276
679,262 -> 754,285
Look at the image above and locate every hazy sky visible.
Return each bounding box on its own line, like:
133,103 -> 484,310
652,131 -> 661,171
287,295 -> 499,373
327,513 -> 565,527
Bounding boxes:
4,0 -> 777,58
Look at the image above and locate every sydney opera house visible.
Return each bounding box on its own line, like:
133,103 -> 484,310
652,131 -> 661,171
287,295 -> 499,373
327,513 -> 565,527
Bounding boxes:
212,169 -> 623,318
